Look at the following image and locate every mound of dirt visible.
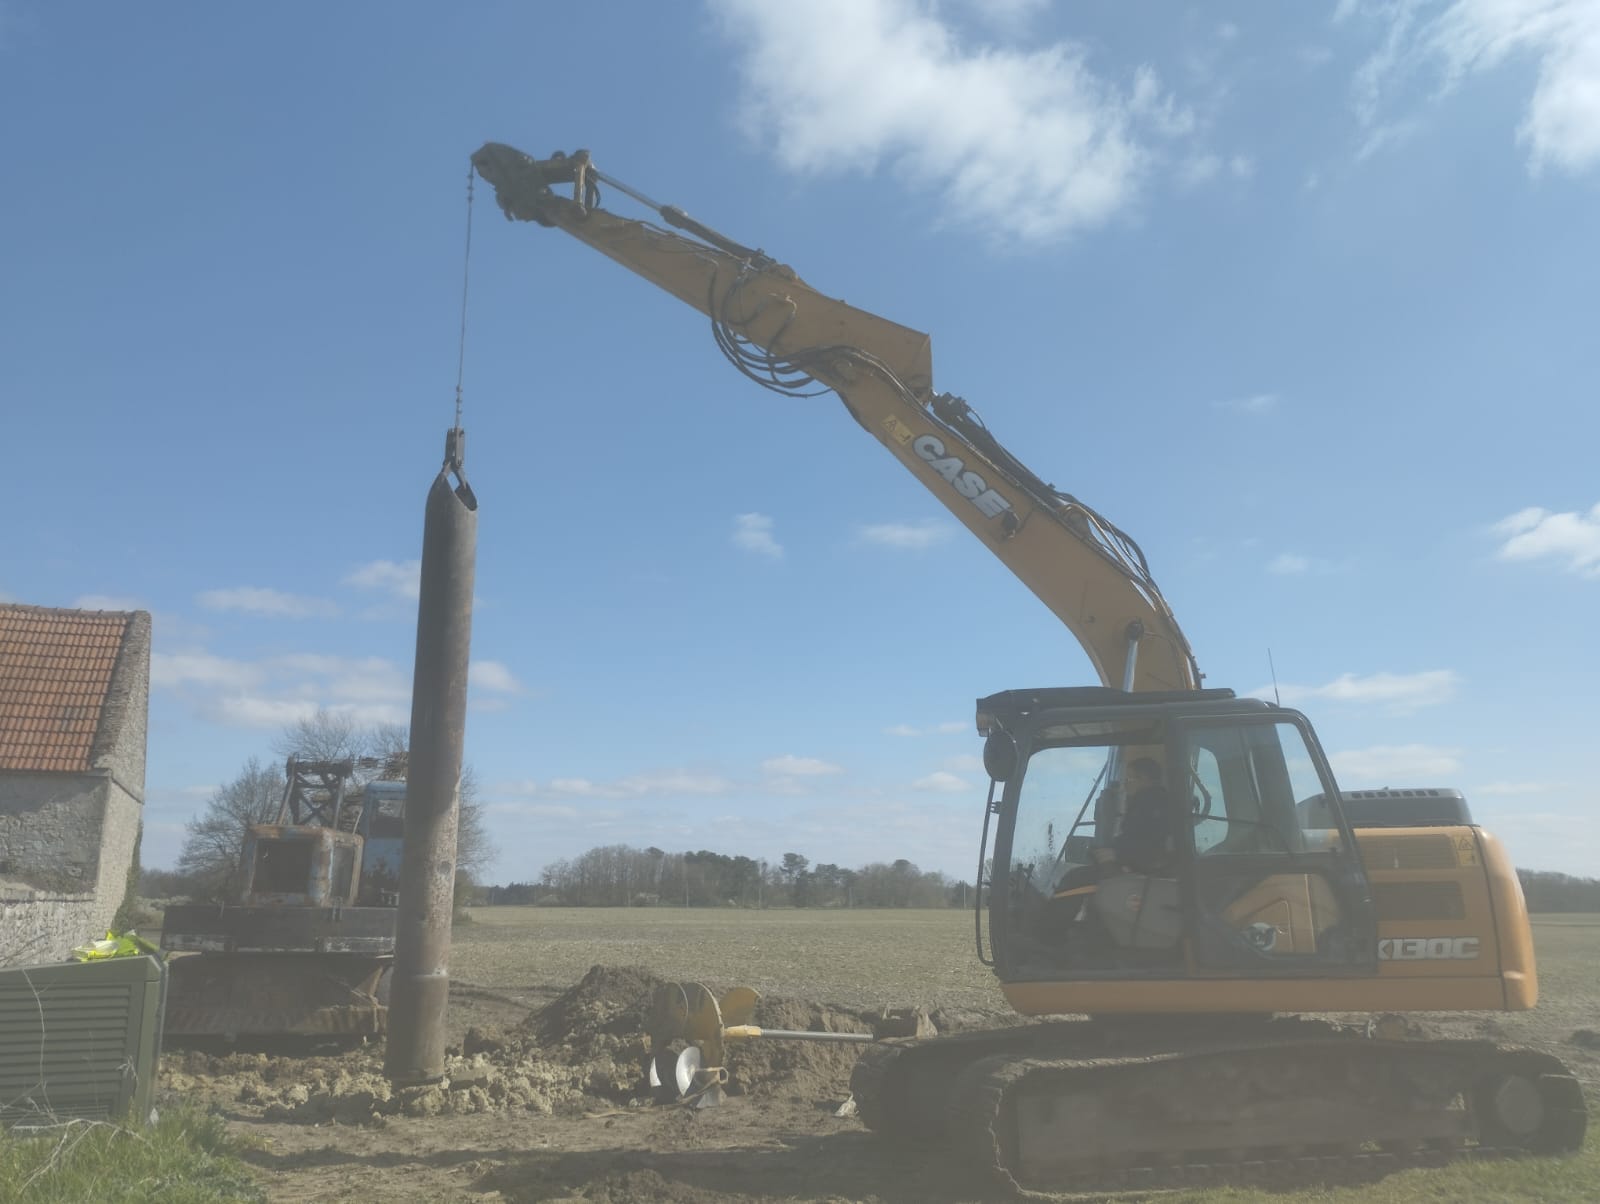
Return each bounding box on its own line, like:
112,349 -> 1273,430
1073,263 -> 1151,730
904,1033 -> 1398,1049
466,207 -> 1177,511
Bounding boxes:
159,965 -> 939,1125
722,995 -> 882,1101
521,964 -> 662,1063
523,964 -> 903,1100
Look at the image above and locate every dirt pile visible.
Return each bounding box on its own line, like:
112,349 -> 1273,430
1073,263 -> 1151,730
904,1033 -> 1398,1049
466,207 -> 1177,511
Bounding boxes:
163,1044 -> 605,1125
722,994 -> 883,1102
161,964 -> 911,1125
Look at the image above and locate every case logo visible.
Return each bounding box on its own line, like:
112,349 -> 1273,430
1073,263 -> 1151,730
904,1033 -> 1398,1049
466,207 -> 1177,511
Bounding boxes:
910,434 -> 1014,519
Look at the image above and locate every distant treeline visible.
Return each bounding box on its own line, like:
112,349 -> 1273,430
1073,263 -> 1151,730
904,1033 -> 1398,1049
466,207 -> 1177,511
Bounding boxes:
481,844 -> 975,909
1517,869 -> 1600,913
143,854 -> 1599,914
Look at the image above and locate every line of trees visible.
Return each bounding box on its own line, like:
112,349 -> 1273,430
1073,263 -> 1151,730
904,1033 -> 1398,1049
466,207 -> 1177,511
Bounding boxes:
1517,870 -> 1600,913
472,848 -> 1600,913
480,844 -> 975,909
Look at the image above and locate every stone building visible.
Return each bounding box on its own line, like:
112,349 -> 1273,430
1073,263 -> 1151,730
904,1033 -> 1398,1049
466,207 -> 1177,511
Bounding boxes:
0,604 -> 151,966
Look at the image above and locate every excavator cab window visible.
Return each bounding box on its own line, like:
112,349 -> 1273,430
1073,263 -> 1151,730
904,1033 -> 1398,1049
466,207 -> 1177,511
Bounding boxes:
989,701 -> 1376,982
1180,716 -> 1376,976
999,718 -> 1183,976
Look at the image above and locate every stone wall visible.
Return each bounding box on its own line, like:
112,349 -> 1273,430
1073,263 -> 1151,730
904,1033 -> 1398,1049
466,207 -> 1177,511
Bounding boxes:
0,773 -> 104,892
0,888 -> 99,969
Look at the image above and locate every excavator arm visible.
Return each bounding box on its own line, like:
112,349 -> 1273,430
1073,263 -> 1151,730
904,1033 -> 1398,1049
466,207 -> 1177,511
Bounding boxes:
471,143 -> 1199,693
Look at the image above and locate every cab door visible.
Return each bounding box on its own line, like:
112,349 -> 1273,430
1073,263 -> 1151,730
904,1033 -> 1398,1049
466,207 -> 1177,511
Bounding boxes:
1177,714 -> 1376,975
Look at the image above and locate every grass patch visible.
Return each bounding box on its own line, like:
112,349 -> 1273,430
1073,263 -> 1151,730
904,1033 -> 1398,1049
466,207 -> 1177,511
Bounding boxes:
0,1105 -> 263,1203
1163,1132 -> 1599,1204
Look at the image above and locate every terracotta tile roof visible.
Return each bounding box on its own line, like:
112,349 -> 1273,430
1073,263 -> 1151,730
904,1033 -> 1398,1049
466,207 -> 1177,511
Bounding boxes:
0,604 -> 134,773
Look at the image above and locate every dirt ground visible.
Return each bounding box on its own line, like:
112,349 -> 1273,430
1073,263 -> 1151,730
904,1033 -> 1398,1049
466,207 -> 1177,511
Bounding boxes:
159,913 -> 1600,1203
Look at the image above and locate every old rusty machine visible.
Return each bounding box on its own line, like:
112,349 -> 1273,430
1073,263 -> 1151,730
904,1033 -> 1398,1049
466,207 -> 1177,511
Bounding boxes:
160,758 -> 405,1041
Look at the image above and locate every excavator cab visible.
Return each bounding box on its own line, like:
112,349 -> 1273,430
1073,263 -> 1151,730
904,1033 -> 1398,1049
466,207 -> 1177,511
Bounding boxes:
981,687 -> 1378,1004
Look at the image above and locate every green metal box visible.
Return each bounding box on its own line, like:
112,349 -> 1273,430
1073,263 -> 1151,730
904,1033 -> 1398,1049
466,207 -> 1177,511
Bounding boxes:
0,954 -> 166,1126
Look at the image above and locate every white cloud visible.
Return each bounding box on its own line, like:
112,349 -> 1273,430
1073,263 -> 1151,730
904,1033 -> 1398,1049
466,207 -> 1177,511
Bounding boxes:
198,586 -> 336,619
72,594 -> 143,612
543,771 -> 734,799
1473,780 -> 1560,796
150,652 -> 260,691
153,649 -> 414,729
1330,743 -> 1463,783
273,654 -> 410,705
858,520 -> 953,549
709,0 -> 1197,243
956,0 -> 1047,34
1355,115 -> 1426,161
732,512 -> 783,560
1492,503 -> 1600,577
1178,153 -> 1222,187
1431,0 -> 1600,174
488,779 -> 543,797
1215,392 -> 1278,414
344,559 -> 421,601
471,660 -> 523,693
485,801 -> 583,821
1471,806 -> 1600,874
1345,0 -> 1600,175
761,754 -> 844,776
212,696 -> 323,729
884,721 -> 967,737
1266,669 -> 1460,714
912,770 -> 970,792
1266,552 -> 1343,575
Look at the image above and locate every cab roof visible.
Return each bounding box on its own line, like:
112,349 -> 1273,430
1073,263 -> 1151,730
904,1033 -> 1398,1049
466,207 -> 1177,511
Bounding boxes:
975,686 -> 1269,733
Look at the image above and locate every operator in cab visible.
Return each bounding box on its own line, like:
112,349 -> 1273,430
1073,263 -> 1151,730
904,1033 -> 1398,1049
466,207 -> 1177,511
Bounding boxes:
1096,757 -> 1173,874
1051,756 -> 1176,925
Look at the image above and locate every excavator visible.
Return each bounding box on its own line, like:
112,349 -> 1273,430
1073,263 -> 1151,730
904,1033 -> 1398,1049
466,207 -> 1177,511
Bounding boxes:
470,142 -> 1587,1189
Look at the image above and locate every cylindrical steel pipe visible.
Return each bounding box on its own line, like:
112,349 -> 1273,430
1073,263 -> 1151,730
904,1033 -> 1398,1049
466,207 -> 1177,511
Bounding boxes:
386,430 -> 478,1085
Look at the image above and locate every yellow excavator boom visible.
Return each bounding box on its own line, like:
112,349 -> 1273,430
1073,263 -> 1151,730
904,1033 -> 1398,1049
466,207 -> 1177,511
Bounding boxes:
471,143 -> 1198,694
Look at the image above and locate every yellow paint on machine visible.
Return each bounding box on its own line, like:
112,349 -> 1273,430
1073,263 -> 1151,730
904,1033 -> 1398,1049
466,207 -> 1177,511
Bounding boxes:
1004,825 -> 1537,1016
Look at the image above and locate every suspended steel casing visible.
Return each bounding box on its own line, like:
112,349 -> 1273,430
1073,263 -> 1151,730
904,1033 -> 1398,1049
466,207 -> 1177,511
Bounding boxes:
385,431 -> 477,1085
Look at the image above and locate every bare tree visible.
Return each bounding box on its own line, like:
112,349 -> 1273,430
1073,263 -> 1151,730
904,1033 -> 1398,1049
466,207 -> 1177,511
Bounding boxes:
176,757 -> 286,901
273,708 -> 364,763
454,764 -> 490,877
276,708 -> 491,878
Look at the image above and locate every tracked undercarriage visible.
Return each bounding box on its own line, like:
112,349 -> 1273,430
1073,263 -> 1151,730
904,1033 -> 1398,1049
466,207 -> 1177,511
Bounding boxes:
850,1018 -> 1587,1194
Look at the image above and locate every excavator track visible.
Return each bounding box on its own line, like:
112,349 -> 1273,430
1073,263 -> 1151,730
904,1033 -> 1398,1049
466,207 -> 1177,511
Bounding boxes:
851,1019 -> 1587,1195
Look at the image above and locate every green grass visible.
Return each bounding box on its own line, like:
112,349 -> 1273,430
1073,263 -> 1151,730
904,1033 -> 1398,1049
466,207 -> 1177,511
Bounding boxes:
0,1105 -> 263,1203
1161,1134 -> 1599,1204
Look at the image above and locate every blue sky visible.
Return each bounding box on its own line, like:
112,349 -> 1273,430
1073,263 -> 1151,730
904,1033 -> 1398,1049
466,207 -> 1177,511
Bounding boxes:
3,1 -> 1597,881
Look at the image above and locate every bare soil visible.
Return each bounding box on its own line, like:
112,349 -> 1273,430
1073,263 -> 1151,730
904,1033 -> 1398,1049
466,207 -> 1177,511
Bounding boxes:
159,912 -> 1600,1203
